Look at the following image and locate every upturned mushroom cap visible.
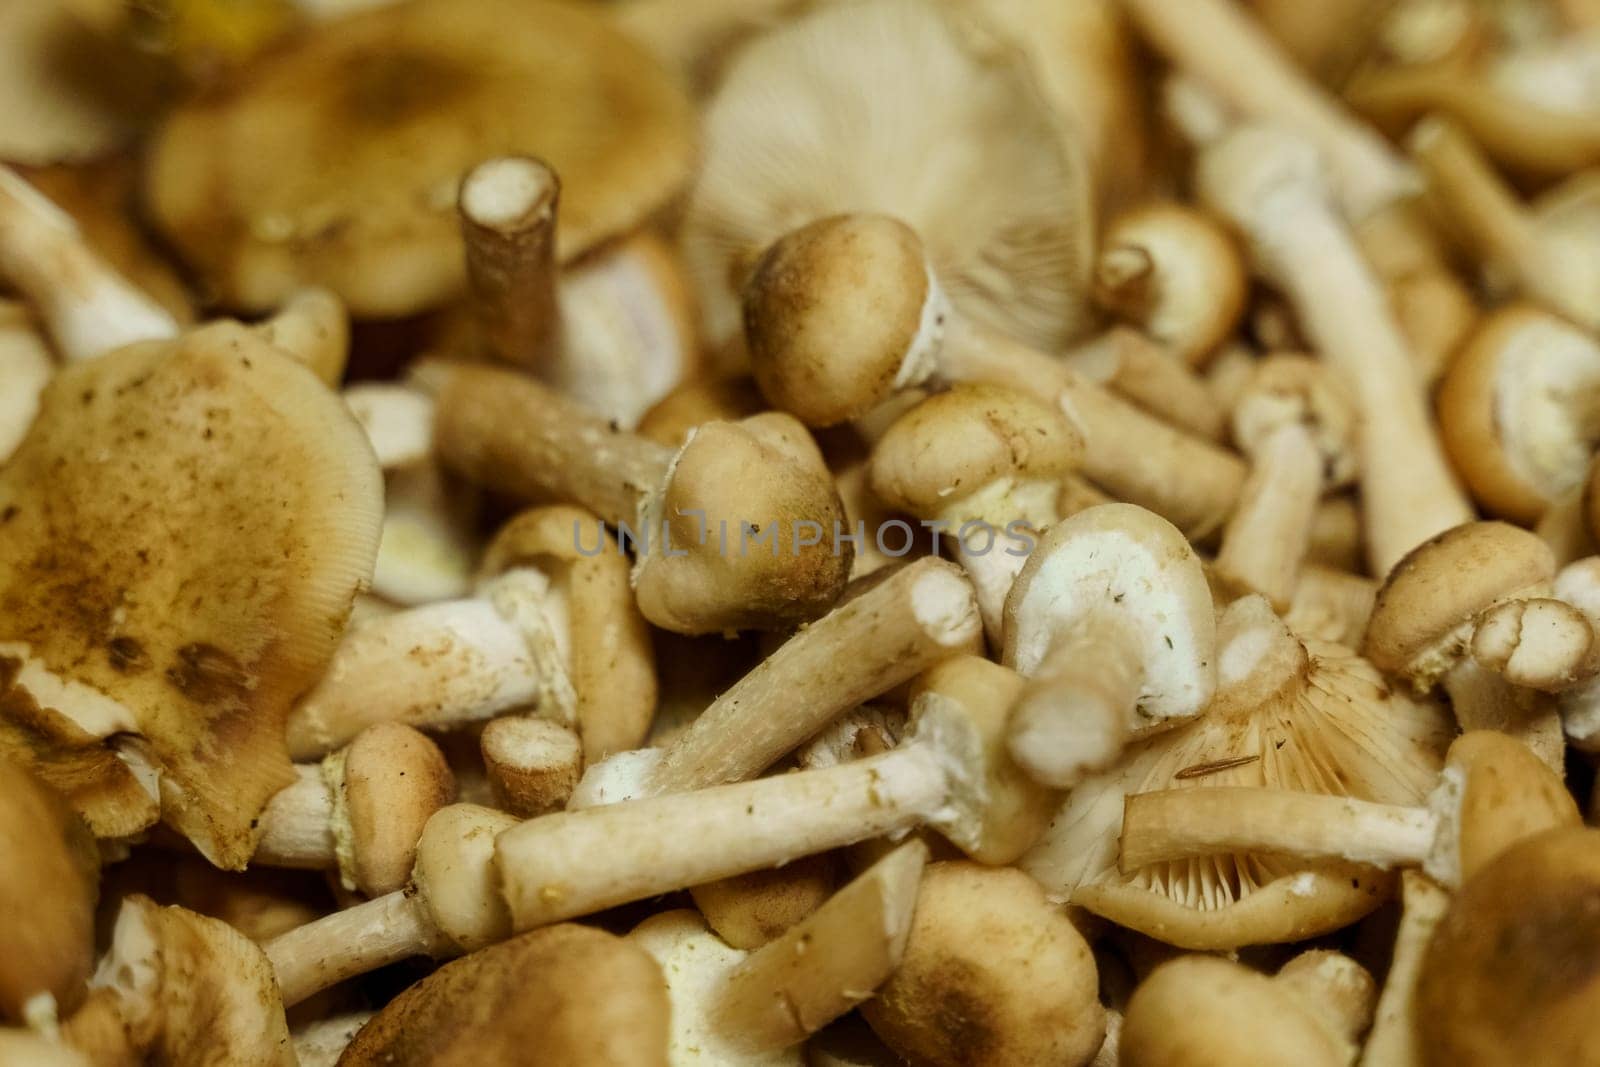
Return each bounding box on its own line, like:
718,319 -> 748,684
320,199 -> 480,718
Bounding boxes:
0,761 -> 96,1023
339,923 -> 670,1067
143,0 -> 694,316
1438,304 -> 1600,523
744,214 -> 939,428
1003,503 -> 1216,727
1232,354 -> 1358,488
862,861 -> 1105,1067
1436,730 -> 1581,887
1416,826 -> 1600,1067
1023,594 -> 1451,949
1366,520 -> 1555,684
63,896 -> 293,1066
479,505 -> 657,759
333,722 -> 455,897
636,413 -> 852,633
682,0 -> 1093,354
870,383 -> 1084,524
0,323 -> 383,867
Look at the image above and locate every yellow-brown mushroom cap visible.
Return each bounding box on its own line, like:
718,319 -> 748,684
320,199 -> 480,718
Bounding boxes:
337,722 -> 455,898
870,384 -> 1084,522
1365,521 -> 1554,681
635,376 -> 767,449
744,215 -> 933,428
1443,730 -> 1580,886
142,0 -> 695,316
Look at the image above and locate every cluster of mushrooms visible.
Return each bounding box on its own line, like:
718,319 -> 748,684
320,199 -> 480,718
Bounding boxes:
8,0 -> 1600,1064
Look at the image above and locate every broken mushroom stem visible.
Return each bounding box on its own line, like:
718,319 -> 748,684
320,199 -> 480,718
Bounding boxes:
458,155 -> 562,374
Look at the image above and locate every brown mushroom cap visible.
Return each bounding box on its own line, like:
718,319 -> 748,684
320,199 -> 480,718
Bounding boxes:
1443,730 -> 1581,885
870,383 -> 1084,522
0,323 -> 383,867
1365,521 -> 1554,680
336,722 -> 455,897
0,761 -> 96,1022
744,214 -> 934,428
1416,826 -> 1600,1067
340,923 -> 670,1066
862,861 -> 1104,1067
636,376 -> 767,448
143,0 -> 694,316
689,852 -> 843,952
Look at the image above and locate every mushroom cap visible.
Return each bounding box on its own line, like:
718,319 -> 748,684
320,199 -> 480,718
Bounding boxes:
143,0 -> 694,316
1121,955 -> 1354,1067
479,505 -> 657,760
411,803 -> 517,951
0,323 -> 382,868
0,761 -> 96,1022
682,0 -> 1094,355
870,383 -> 1084,523
1439,730 -> 1581,887
0,1028 -> 92,1066
861,861 -> 1105,1067
1437,305 -> 1600,523
689,852 -> 842,952
635,413 -> 852,633
1365,521 -> 1555,681
340,923 -> 670,1067
1232,355 -> 1358,489
1470,596 -> 1596,691
743,214 -> 936,428
636,376 -> 767,449
335,722 -> 455,897
1023,594 -> 1451,949
1002,503 -> 1216,726
1416,827 -> 1600,1067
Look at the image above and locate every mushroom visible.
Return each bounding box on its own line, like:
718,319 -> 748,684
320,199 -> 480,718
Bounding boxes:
0,323 -> 383,867
868,383 -> 1084,644
1470,596 -> 1599,692
142,0 -> 695,316
862,860 -> 1105,1067
1198,123 -> 1473,575
0,761 -> 96,1028
631,841 -> 926,1064
1002,503 -> 1216,789
0,302 -> 53,464
434,363 -> 852,635
1117,729 -> 1580,890
1214,355 -> 1358,611
679,0 -> 1095,359
293,1011 -> 375,1067
253,722 -> 455,897
1436,304 -> 1600,522
1121,950 -> 1375,1067
743,213 -> 1246,540
1550,556 -> 1600,748
688,852 -> 842,953
1061,327 -> 1229,442
1093,202 -> 1248,367
1414,826 -> 1600,1066
457,155 -> 562,375
286,503 -> 655,763
1020,593 -> 1450,949
62,896 -> 293,1066
338,923 -> 670,1067
1359,871 -> 1452,1067
1285,563 -> 1379,649
636,376 -> 767,448
478,715 -> 582,817
1365,521 -> 1567,768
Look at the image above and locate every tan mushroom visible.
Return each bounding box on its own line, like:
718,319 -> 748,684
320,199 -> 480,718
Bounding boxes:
1021,593 -> 1450,949
478,715 -> 582,818
143,0 -> 694,316
0,302 -> 53,464
636,376 -> 767,448
0,323 -> 383,867
1553,556 -> 1600,747
1285,563 -> 1379,648
1061,327 -> 1229,442
1359,871 -> 1452,1067
688,852 -> 842,953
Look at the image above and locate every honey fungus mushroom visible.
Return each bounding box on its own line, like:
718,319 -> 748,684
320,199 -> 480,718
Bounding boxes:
1021,594 -> 1451,949
142,0 -> 694,316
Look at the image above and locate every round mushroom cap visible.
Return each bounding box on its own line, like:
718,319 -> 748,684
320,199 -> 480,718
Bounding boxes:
1442,730 -> 1581,887
412,804 -> 518,952
636,376 -> 767,449
1365,521 -> 1555,681
870,384 -> 1084,523
861,862 -> 1105,1067
1232,355 -> 1358,489
340,923 -> 670,1067
0,323 -> 383,868
1470,597 -> 1596,691
744,215 -> 934,428
143,0 -> 694,316
336,722 -> 455,897
1437,305 -> 1600,523
1416,827 -> 1600,1067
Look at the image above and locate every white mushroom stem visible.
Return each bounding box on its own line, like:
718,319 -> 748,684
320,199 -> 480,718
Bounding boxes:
0,302 -> 52,463
0,165 -> 178,361
1063,328 -> 1227,441
1199,126 -> 1472,574
1213,421 -> 1324,611
253,765 -> 337,869
459,156 -> 562,373
1440,657 -> 1566,770
634,557 -> 980,796
253,288 -> 348,386
266,884 -> 451,1007
1357,872 -> 1451,1067
1007,613 -> 1141,789
343,382 -> 436,471
950,527 -> 1033,646
286,567 -> 575,760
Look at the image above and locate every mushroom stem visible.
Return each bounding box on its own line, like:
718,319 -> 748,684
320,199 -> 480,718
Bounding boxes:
953,530 -> 1032,646
459,156 -> 563,373
0,166 -> 179,362
1285,564 -> 1377,647
1007,612 -> 1142,788
435,362 -> 675,527
1064,328 -> 1227,441
1440,659 -> 1565,770
639,557 -> 980,795
1118,787 -> 1440,873
1357,871 -> 1451,1067
1213,422 -> 1323,611
266,889 -> 448,1008
253,765 -> 336,869
344,383 -> 436,471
